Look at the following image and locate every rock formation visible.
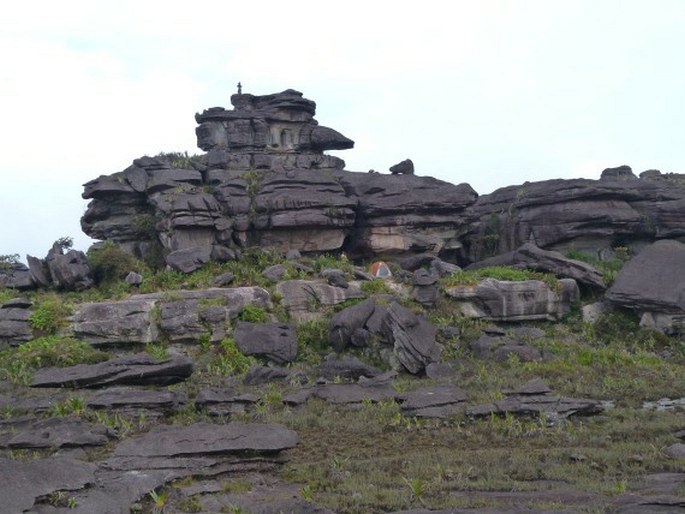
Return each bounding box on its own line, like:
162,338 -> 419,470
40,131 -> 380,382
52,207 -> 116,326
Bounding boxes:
81,89 -> 477,270
465,167 -> 685,263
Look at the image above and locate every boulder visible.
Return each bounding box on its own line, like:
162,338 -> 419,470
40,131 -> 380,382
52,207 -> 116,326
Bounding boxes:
46,242 -> 94,291
0,262 -> 34,290
317,353 -> 383,381
233,321 -> 298,364
446,278 -> 579,321
165,245 -> 211,273
243,365 -> 294,386
328,298 -> 376,352
380,302 -> 441,374
389,158 -> 415,175
606,239 -> 685,314
26,254 -> 51,288
31,352 -> 194,388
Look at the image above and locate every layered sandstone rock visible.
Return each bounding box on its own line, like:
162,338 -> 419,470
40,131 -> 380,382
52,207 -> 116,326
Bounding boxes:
81,89 -> 478,269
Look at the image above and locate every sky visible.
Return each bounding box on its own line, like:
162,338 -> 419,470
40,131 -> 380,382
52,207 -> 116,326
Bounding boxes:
2,0 -> 685,261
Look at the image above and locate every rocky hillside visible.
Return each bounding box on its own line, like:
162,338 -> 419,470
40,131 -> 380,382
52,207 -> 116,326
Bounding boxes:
0,88 -> 684,513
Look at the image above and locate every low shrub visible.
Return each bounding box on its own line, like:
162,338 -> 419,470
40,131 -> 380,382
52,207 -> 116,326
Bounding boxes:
29,295 -> 72,335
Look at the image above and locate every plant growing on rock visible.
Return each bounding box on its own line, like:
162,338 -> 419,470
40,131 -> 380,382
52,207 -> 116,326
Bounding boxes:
29,295 -> 72,335
88,241 -> 142,285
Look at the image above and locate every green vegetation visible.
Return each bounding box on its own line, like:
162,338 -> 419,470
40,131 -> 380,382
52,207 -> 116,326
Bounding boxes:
238,304 -> 269,323
154,151 -> 205,169
566,247 -> 630,286
0,336 -> 109,384
296,317 -> 329,365
204,338 -> 256,377
88,241 -> 142,286
29,294 -> 72,335
360,279 -> 394,295
441,266 -> 560,291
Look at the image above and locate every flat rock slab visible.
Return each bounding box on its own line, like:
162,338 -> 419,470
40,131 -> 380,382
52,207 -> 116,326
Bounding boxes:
313,383 -> 398,404
87,387 -> 187,414
0,457 -> 97,513
31,353 -> 193,388
195,388 -> 260,416
2,417 -> 113,449
399,385 -> 468,418
114,422 -> 298,458
466,395 -> 604,418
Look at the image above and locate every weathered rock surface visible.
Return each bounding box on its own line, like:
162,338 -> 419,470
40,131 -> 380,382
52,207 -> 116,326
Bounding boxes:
72,287 -> 270,345
0,262 -> 34,289
466,171 -> 685,263
275,280 -> 364,321
381,302 -> 441,374
398,384 -> 468,418
446,277 -> 579,321
45,242 -> 94,291
2,418 -> 113,449
328,298 -> 376,352
81,89 -> 479,265
234,321 -> 298,364
86,387 -> 187,415
317,353 -> 383,381
195,388 -> 260,416
469,334 -> 548,362
0,297 -> 33,347
606,240 -> 685,333
0,457 -> 97,513
31,353 -> 193,388
113,422 -> 297,457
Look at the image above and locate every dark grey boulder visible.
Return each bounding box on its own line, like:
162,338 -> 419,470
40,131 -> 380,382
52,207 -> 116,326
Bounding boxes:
234,321 -> 297,364
46,243 -> 94,291
389,158 -> 414,175
244,365 -> 294,386
381,302 -> 441,374
195,388 -> 259,416
0,262 -> 34,290
124,271 -> 143,286
469,335 -> 546,362
328,298 -> 376,352
263,264 -> 288,282
71,296 -> 160,344
317,353 -> 383,381
601,164 -> 637,181
322,268 -> 348,288
113,422 -> 298,457
4,418 -> 113,449
31,352 -> 193,388
27,254 -> 51,288
213,271 -> 235,286
425,362 -> 456,379
606,239 -> 685,314
165,245 -> 211,273
211,244 -> 238,262
0,457 -> 97,513
275,280 -> 365,321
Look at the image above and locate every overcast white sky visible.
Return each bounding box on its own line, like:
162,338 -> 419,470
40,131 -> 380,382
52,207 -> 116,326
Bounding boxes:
2,0 -> 684,261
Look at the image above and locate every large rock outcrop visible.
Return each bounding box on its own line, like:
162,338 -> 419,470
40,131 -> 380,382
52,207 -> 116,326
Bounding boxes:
81,89 -> 478,267
465,168 -> 685,263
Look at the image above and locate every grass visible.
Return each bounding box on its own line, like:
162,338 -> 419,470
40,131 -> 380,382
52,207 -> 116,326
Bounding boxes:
0,336 -> 109,384
442,266 -> 560,292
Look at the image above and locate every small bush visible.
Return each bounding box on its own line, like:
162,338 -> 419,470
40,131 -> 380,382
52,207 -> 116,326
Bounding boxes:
88,241 -> 141,285
360,279 -> 393,295
239,304 -> 269,323
296,318 -> 330,364
442,266 -> 559,291
29,296 -> 72,335
205,338 -> 256,376
0,336 -> 109,384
